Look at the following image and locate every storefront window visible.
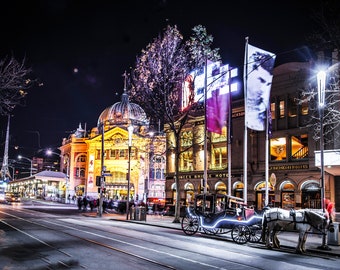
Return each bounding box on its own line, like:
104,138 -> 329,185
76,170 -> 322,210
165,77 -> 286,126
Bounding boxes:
255,181 -> 275,210
280,181 -> 295,209
301,181 -> 321,209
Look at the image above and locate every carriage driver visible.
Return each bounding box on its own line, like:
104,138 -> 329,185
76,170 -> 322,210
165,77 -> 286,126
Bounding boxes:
324,198 -> 335,223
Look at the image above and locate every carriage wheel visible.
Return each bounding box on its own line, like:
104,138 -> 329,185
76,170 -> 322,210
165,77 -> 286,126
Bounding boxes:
248,224 -> 262,243
231,225 -> 251,244
181,215 -> 199,236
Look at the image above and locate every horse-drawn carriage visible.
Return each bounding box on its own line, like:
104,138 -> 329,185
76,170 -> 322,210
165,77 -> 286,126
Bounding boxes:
261,207 -> 330,253
181,193 -> 263,244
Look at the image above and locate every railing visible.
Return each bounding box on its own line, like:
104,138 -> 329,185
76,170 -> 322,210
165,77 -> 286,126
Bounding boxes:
292,146 -> 309,159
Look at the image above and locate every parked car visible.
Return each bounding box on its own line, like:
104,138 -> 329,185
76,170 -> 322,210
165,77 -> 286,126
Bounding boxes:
5,192 -> 21,203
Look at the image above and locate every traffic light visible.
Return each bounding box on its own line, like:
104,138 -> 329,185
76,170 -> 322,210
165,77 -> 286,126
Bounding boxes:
96,176 -> 101,186
96,176 -> 105,186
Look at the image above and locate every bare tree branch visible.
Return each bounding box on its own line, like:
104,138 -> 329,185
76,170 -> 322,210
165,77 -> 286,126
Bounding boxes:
0,55 -> 36,116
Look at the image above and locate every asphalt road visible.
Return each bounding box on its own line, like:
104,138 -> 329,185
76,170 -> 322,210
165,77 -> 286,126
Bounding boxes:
0,200 -> 339,270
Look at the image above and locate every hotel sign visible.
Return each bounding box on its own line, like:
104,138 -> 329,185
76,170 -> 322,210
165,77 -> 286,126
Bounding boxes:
269,164 -> 309,171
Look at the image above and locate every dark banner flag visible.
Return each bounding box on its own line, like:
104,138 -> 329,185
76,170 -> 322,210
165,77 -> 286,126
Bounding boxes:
245,44 -> 276,131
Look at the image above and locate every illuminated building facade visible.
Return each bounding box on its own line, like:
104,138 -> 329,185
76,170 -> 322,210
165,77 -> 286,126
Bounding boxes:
5,59 -> 338,211
165,60 -> 339,211
59,90 -> 166,204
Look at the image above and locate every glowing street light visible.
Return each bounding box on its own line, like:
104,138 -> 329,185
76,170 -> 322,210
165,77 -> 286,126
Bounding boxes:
317,70 -> 326,211
18,155 -> 33,176
126,124 -> 134,220
317,70 -> 329,250
46,149 -> 70,203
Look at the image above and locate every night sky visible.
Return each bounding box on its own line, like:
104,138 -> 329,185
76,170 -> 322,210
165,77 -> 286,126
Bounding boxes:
0,0 -> 328,158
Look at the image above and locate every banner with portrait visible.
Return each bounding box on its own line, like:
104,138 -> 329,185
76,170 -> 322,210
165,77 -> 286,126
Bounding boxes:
245,44 -> 276,131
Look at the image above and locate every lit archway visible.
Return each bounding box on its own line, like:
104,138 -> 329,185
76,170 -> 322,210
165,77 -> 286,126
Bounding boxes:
254,181 -> 275,210
279,180 -> 295,209
233,181 -> 244,198
215,180 -> 226,194
184,182 -> 194,205
301,180 -> 321,209
171,183 -> 177,205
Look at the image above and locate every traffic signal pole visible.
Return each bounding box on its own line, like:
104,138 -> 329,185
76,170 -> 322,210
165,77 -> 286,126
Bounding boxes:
98,122 -> 105,217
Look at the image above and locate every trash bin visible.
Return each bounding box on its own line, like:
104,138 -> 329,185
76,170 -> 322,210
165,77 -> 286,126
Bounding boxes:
328,222 -> 340,246
140,206 -> 146,221
135,206 -> 146,221
130,205 -> 135,220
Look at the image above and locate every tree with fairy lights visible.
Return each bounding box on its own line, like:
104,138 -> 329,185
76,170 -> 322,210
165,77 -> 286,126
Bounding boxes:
129,25 -> 220,223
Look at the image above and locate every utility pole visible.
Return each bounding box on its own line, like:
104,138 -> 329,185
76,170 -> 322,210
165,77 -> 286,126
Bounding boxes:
98,122 -> 105,217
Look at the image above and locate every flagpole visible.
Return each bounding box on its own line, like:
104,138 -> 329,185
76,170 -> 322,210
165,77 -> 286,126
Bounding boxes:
265,108 -> 269,206
243,37 -> 249,205
203,57 -> 208,196
227,69 -> 232,196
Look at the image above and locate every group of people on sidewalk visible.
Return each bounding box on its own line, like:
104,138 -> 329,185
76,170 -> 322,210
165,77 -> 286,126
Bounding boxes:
77,196 -> 109,213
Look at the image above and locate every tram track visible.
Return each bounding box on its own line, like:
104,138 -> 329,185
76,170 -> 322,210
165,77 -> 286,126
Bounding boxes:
1,205 -> 337,270
0,210 -> 176,269
0,208 -> 266,270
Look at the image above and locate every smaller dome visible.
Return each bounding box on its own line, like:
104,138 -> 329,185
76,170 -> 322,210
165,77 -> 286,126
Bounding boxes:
97,92 -> 149,128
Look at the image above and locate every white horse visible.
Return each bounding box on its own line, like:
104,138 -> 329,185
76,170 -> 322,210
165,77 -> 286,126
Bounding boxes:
262,208 -> 329,254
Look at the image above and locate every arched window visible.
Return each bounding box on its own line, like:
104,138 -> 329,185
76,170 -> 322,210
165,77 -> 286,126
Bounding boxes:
184,182 -> 194,205
280,180 -> 295,209
301,180 -> 321,209
171,183 -> 177,205
151,155 -> 165,180
233,181 -> 244,198
254,181 -> 275,210
215,180 -> 226,194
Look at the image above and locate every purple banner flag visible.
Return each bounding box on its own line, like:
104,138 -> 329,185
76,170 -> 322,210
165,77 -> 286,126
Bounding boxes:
245,44 -> 276,131
206,88 -> 229,134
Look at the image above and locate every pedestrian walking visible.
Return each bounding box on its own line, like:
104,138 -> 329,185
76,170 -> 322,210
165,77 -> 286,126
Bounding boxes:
77,196 -> 82,211
83,196 -> 88,211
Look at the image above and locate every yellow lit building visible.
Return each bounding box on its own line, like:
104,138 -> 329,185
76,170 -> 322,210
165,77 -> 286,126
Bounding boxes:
59,90 -> 166,204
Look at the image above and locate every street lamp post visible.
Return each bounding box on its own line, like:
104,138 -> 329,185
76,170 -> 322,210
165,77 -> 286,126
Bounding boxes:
98,122 -> 105,217
317,70 -> 330,250
18,155 -> 33,176
46,149 -> 70,203
126,124 -> 134,220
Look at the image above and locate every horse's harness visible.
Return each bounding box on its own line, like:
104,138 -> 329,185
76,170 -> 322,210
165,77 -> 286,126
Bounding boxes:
290,209 -> 298,230
267,209 -> 325,233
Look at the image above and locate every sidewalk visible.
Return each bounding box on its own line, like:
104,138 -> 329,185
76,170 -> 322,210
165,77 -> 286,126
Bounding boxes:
83,211 -> 340,257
